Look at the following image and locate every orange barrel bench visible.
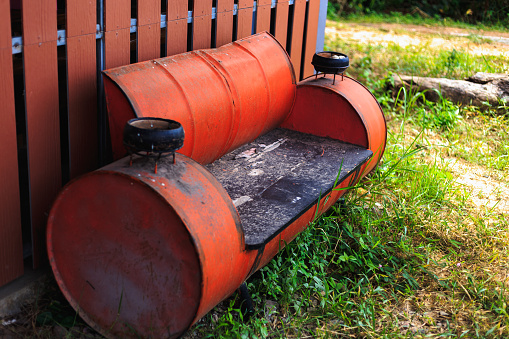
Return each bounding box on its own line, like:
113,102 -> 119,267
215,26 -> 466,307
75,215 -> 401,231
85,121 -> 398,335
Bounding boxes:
47,32 -> 386,338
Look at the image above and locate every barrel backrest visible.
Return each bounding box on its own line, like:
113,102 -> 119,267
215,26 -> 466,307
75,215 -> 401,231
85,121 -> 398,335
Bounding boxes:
103,32 -> 296,164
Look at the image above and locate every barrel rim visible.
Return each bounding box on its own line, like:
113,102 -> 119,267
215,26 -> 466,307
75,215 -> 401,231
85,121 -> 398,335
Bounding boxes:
47,169 -> 203,338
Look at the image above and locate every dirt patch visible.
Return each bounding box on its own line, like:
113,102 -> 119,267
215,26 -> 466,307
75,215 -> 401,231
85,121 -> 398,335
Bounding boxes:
448,157 -> 509,213
326,21 -> 509,56
411,128 -> 509,214
418,128 -> 509,214
355,22 -> 509,40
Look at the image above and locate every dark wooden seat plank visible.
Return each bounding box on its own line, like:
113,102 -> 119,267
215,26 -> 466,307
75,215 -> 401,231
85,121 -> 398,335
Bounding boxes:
206,128 -> 372,248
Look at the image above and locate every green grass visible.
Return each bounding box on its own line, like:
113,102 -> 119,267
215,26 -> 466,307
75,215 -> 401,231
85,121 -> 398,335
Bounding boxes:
327,11 -> 509,33
324,31 -> 508,83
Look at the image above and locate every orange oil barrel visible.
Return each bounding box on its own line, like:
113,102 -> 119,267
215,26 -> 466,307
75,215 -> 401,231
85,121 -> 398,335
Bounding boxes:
47,153 -> 257,338
281,74 -> 387,175
103,32 -> 296,164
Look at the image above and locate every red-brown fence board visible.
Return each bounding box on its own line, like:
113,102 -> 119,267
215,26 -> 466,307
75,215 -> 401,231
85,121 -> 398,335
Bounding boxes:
274,1 -> 289,47
217,0 -> 232,13
105,0 -> 130,30
236,8 -> 253,39
237,0 -> 253,39
22,0 -> 57,45
167,0 -> 188,21
0,3 -> 23,286
193,0 -> 212,17
137,0 -> 161,61
67,35 -> 98,178
216,11 -> 233,47
22,56 -> 61,269
104,0 -> 130,69
302,0 -> 320,78
166,19 -> 188,56
216,0 -> 234,47
255,4 -> 271,33
138,0 -> 160,25
105,29 -> 131,69
166,0 -> 188,55
289,0 -> 306,80
193,16 -> 211,49
67,0 -> 96,36
66,0 -> 98,179
192,0 -> 212,49
138,24 -> 161,61
238,0 -> 252,9
22,0 -> 61,268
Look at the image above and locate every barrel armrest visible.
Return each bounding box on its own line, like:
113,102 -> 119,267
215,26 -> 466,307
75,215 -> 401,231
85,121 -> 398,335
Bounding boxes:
280,75 -> 387,175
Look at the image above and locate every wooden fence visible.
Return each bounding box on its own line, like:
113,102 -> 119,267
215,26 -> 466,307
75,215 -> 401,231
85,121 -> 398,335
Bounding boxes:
0,0 -> 326,287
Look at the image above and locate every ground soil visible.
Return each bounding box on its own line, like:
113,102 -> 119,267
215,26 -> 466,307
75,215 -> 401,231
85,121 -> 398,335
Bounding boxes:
326,21 -> 509,56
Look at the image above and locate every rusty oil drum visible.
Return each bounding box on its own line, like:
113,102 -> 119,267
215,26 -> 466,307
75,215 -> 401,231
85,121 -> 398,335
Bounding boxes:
47,154 -> 255,338
103,32 -> 296,164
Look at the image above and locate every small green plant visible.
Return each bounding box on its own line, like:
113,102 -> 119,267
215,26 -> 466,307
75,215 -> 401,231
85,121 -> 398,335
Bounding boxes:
413,92 -> 462,130
445,48 -> 460,77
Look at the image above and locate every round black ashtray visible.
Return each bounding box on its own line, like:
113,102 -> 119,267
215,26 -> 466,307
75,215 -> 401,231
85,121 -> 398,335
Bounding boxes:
123,117 -> 185,156
311,51 -> 349,75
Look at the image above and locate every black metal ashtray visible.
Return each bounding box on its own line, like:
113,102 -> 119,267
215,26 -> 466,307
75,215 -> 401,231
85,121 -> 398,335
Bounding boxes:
311,51 -> 349,84
123,117 -> 185,171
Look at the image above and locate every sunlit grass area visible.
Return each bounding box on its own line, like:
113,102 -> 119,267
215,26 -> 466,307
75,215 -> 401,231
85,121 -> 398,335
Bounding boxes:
327,12 -> 509,33
325,22 -> 509,83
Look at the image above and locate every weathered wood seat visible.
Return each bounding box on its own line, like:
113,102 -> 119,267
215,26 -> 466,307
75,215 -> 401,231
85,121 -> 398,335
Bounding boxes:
207,128 -> 372,248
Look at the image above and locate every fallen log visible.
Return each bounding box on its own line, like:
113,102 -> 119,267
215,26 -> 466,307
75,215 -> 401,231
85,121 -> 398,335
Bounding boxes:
392,72 -> 509,109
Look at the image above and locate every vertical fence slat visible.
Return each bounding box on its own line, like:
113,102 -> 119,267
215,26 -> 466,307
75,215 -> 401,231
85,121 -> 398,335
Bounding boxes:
66,35 -> 98,178
22,0 -> 57,45
237,0 -> 253,39
22,0 -> 61,267
216,0 -> 234,47
193,16 -> 211,49
166,19 -> 188,55
138,24 -> 161,61
193,0 -> 212,49
104,0 -> 130,69
166,0 -> 188,55
105,0 -> 130,30
104,30 -> 131,69
255,0 -> 271,33
289,0 -> 306,80
167,0 -> 188,21
302,0 -> 320,78
67,0 -> 96,37
216,12 -> 233,47
0,1 -> 23,286
137,0 -> 161,61
67,0 -> 98,179
274,0 -> 289,47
